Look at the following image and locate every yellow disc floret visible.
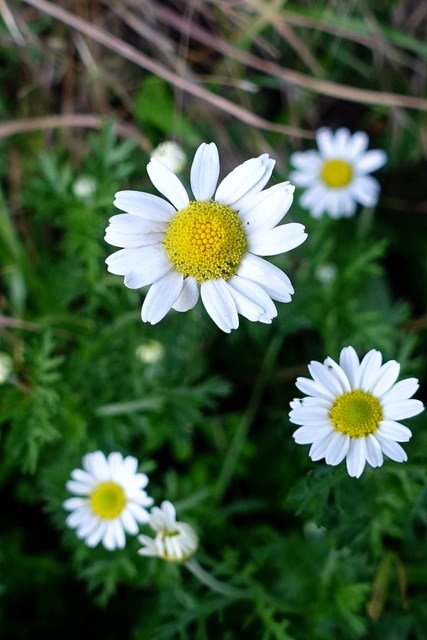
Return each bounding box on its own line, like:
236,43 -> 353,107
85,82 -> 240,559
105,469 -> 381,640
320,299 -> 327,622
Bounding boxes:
163,201 -> 247,283
320,159 -> 353,188
329,389 -> 383,438
90,481 -> 126,519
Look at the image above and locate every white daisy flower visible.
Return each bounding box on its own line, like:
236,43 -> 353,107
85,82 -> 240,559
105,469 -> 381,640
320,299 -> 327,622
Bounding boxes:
151,141 -> 187,174
138,500 -> 198,563
290,346 -> 424,478
289,127 -> 387,219
63,451 -> 154,550
105,142 -> 307,333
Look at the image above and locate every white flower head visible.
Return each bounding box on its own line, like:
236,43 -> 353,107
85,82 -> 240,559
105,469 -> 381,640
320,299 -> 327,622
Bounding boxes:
72,175 -> 97,201
290,128 -> 387,219
290,346 -> 424,478
151,141 -> 187,174
63,451 -> 154,550
135,339 -> 165,364
105,142 -> 307,333
0,352 -> 13,384
138,500 -> 198,563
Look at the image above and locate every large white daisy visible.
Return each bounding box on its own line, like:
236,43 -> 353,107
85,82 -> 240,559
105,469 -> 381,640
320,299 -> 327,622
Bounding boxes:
290,346 -> 424,478
105,142 -> 307,333
63,451 -> 154,550
289,127 -> 387,219
138,500 -> 198,563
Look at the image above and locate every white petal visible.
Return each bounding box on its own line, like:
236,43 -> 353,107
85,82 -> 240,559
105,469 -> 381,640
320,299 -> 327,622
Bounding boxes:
309,430 -> 337,461
346,438 -> 368,478
123,249 -> 172,289
365,434 -> 384,468
107,213 -> 163,234
190,142 -> 220,200
107,451 -> 124,479
105,228 -> 164,249
247,223 -> 307,256
147,158 -> 189,210
377,421 -> 412,442
356,349 -> 382,389
215,155 -> 274,207
141,270 -> 184,324
325,432 -> 350,465
346,131 -> 369,159
290,406 -> 330,421
121,455 -> 138,479
106,248 -> 145,276
333,128 -> 352,155
238,183 -> 294,232
380,378 -> 419,403
114,191 -> 176,222
127,502 -> 151,524
86,520 -> 108,548
172,276 -> 199,312
295,377 -> 335,401
293,425 -> 333,444
348,175 -> 380,207
383,399 -> 424,420
335,190 -> 357,218
66,507 -> 91,529
237,253 -> 294,302
300,183 -> 326,210
369,360 -> 400,396
224,280 -> 268,323
308,360 -> 345,397
112,519 -> 126,549
339,346 -> 360,387
63,497 -> 87,512
83,451 -> 109,480
323,357 -> 352,393
227,275 -> 277,319
316,128 -> 335,157
200,279 -> 238,333
102,521 -> 121,550
290,150 -> 322,172
354,150 -> 387,174
66,480 -> 93,496
375,435 -> 407,462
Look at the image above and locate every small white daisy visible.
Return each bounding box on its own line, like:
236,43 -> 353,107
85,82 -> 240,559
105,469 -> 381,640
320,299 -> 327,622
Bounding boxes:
151,141 -> 187,174
289,127 -> 387,219
105,142 -> 307,333
63,451 -> 154,550
138,500 -> 198,563
290,346 -> 424,478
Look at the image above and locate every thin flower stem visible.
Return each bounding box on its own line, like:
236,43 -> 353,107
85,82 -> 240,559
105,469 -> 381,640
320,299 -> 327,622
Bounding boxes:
184,558 -> 252,599
214,333 -> 284,503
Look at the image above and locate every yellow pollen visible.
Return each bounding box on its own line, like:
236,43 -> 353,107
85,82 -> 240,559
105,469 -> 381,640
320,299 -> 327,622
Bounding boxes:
320,159 -> 353,188
89,481 -> 126,519
329,389 -> 383,438
163,200 -> 247,283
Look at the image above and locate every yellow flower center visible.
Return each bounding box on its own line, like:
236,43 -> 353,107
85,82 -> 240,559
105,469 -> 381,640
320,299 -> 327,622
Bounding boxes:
320,159 -> 353,188
163,201 -> 247,283
329,389 -> 383,438
90,481 -> 126,519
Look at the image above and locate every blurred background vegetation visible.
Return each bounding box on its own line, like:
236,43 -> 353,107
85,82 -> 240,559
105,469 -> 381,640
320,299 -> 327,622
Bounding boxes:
1,0 -> 427,638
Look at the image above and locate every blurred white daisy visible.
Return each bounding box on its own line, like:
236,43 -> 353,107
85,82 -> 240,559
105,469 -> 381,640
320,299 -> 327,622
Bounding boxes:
151,141 -> 187,174
138,500 -> 198,562
0,352 -> 13,384
105,142 -> 307,333
290,128 -> 387,219
63,451 -> 154,550
290,346 -> 424,478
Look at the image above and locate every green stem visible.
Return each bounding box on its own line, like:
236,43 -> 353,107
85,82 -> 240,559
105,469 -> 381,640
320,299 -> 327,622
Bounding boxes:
184,557 -> 252,599
214,332 -> 283,502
